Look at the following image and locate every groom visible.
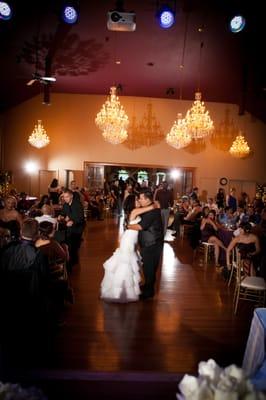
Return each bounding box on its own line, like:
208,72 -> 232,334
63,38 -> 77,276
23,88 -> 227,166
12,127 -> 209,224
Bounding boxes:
128,189 -> 163,300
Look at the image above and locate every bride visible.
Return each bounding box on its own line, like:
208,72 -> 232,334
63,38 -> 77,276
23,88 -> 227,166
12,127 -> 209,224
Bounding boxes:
100,194 -> 154,303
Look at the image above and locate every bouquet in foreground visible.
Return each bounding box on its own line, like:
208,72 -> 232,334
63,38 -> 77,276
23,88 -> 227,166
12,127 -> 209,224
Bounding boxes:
177,359 -> 266,400
0,382 -> 47,400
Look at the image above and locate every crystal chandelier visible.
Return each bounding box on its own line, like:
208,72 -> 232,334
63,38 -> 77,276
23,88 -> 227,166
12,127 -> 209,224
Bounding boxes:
28,120 -> 50,148
95,86 -> 129,145
166,113 -> 191,149
185,92 -> 214,139
229,131 -> 250,158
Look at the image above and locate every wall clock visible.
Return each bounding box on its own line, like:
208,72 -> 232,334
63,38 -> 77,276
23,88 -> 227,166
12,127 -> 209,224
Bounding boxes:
219,177 -> 228,186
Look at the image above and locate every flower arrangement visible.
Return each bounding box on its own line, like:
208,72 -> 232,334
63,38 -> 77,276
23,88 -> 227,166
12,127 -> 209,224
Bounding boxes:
177,359 -> 266,400
0,382 -> 47,400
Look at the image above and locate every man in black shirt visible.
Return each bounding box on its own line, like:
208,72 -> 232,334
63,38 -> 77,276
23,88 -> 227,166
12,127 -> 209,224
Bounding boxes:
128,189 -> 163,300
59,189 -> 85,266
155,181 -> 174,235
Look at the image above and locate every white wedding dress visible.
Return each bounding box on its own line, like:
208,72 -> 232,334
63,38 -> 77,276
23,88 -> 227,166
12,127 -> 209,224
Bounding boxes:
100,217 -> 142,303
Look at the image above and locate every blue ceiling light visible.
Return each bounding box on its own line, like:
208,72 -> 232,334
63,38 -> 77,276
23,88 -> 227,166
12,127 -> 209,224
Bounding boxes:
158,6 -> 175,29
0,2 -> 12,20
230,15 -> 246,33
61,3 -> 79,24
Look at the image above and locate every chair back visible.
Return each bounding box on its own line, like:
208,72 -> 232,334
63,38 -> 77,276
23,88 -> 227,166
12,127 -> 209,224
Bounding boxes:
234,247 -> 244,284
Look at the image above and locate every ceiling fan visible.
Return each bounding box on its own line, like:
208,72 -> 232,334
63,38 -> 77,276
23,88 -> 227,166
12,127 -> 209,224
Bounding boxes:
26,72 -> 56,86
26,31 -> 56,87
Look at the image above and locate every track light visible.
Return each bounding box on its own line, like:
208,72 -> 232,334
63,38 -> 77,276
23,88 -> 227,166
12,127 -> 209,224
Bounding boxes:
157,6 -> 175,29
61,2 -> 79,24
229,15 -> 246,33
0,1 -> 12,20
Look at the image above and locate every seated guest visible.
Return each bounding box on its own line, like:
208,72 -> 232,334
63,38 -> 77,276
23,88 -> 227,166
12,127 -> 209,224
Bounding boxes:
35,205 -> 57,227
184,200 -> 202,224
226,222 -> 261,276
35,221 -> 73,312
169,196 -> 190,236
35,221 -> 69,264
80,187 -> 90,203
183,200 -> 202,249
218,206 -> 237,227
235,206 -> 248,225
207,198 -> 218,212
0,195 -> 22,227
202,205 -> 210,219
29,195 -> 51,218
0,219 -> 48,320
200,210 -> 227,266
37,194 -> 51,209
246,205 -> 261,225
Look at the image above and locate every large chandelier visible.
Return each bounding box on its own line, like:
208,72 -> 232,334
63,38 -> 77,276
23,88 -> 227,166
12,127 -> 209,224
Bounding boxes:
229,131 -> 250,158
166,113 -> 191,149
28,120 -> 50,148
185,92 -> 214,139
95,86 -> 129,145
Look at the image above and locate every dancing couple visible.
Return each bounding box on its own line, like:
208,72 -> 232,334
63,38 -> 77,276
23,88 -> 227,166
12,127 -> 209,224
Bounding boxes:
100,189 -> 164,302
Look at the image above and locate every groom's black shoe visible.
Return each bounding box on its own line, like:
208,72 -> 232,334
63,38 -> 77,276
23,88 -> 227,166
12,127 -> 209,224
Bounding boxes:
139,293 -> 154,301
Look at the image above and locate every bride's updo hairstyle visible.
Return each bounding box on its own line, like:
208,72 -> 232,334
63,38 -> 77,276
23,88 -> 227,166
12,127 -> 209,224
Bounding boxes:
123,194 -> 136,215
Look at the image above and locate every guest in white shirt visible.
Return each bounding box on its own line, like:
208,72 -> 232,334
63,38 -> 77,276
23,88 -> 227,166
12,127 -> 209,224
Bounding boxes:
35,205 -> 57,228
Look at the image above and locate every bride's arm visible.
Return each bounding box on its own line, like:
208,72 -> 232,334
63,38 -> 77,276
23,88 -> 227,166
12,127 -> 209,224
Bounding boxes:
129,204 -> 155,221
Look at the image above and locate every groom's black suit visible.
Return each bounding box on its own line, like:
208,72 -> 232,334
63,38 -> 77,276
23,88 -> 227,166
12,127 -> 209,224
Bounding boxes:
138,208 -> 163,298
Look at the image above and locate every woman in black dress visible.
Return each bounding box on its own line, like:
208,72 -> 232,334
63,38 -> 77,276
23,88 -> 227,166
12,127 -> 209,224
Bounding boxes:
200,210 -> 227,266
226,222 -> 260,276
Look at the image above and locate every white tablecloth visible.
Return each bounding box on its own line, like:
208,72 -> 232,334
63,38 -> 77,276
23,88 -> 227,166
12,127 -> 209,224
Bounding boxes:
242,308 -> 266,377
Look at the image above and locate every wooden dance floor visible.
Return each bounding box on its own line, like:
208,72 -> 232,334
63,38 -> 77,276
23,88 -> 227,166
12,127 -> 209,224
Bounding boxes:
2,216 -> 254,398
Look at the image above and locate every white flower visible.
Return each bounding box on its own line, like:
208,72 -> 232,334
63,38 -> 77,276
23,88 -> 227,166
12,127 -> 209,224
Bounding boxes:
177,360 -> 266,400
178,375 -> 199,399
198,359 -> 222,385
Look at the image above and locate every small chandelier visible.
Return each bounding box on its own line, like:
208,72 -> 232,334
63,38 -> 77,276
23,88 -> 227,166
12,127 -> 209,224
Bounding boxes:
166,113 -> 191,149
229,131 -> 250,158
185,92 -> 214,139
28,120 -> 50,148
95,86 -> 129,145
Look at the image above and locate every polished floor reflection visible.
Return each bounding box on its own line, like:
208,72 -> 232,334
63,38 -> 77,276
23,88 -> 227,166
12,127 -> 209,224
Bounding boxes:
48,216 -> 252,374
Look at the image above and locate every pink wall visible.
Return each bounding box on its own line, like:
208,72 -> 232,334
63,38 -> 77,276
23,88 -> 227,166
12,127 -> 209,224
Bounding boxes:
2,93 -> 266,197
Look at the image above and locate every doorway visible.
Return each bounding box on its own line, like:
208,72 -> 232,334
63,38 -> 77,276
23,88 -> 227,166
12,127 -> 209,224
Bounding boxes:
84,162 -> 195,197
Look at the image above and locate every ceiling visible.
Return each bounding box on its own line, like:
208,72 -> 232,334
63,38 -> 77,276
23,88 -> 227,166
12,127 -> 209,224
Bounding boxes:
0,0 -> 265,122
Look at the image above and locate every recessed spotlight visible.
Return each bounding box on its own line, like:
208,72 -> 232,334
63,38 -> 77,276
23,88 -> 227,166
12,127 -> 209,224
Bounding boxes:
115,60 -> 121,65
157,6 -> 175,29
61,3 -> 79,24
230,15 -> 245,33
0,1 -> 12,20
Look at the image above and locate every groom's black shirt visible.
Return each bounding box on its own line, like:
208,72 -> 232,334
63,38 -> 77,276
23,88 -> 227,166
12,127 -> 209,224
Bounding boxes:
138,208 -> 163,248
